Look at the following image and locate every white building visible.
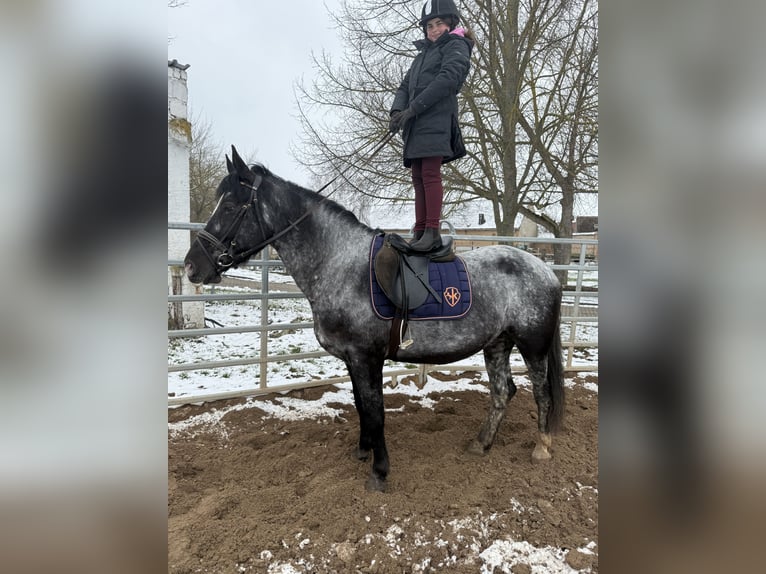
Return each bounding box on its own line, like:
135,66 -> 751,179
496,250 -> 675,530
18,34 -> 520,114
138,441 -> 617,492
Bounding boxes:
168,60 -> 204,329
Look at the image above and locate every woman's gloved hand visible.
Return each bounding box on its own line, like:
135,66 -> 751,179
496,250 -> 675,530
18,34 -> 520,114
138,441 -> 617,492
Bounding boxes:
388,107 -> 416,134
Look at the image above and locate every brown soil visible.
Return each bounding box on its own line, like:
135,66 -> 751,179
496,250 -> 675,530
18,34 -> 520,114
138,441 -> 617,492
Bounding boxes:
168,375 -> 598,573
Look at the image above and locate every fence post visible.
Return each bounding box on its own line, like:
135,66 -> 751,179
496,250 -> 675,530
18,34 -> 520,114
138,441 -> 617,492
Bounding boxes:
168,266 -> 185,330
565,240 -> 588,369
259,250 -> 269,389
418,364 -> 429,388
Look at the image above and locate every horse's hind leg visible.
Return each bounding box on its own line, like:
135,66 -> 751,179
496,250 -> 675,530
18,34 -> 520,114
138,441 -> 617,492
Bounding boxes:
468,338 -> 516,455
526,355 -> 553,461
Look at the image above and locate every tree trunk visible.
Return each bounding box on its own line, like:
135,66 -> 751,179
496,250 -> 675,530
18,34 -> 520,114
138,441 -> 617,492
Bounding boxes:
553,182 -> 575,286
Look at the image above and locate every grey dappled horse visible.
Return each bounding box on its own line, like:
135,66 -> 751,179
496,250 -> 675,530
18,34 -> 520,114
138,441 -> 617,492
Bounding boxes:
184,147 -> 565,492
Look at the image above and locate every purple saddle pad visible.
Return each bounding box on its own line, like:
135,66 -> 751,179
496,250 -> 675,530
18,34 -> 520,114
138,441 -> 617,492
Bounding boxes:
368,235 -> 472,320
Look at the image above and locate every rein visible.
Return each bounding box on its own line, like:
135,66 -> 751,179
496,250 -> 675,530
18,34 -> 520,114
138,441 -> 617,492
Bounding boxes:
195,132 -> 394,275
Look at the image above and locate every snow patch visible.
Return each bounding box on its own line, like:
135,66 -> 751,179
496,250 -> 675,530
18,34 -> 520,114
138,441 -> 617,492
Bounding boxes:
267,563 -> 302,574
510,497 -> 525,513
479,539 -> 582,573
168,400 -> 255,438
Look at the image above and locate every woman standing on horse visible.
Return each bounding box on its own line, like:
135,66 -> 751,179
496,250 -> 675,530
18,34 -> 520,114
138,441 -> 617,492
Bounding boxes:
388,0 -> 475,252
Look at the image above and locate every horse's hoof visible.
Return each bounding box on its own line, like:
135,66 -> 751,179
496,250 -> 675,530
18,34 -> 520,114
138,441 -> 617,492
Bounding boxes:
531,444 -> 552,462
466,439 -> 487,456
365,475 -> 387,493
355,448 -> 371,461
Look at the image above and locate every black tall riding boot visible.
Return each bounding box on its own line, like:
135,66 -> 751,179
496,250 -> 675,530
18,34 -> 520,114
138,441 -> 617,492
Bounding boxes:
409,229 -> 424,244
409,228 -> 442,252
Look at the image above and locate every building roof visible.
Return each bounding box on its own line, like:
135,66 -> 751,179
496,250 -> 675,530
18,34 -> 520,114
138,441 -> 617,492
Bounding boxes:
168,59 -> 190,70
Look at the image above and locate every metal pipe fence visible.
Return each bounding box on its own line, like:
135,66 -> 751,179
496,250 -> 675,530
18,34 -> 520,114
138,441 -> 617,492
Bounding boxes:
168,222 -> 597,406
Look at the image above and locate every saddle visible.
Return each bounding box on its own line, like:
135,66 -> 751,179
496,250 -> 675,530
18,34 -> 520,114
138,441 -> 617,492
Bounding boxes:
373,233 -> 456,357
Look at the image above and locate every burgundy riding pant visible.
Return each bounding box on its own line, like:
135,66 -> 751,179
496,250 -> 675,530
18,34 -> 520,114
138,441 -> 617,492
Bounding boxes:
410,156 -> 443,231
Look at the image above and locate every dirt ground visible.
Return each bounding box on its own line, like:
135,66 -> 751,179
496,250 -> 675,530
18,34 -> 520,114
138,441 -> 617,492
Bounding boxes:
168,374 -> 598,573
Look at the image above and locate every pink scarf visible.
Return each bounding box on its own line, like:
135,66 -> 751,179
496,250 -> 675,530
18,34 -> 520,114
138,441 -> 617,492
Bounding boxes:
450,27 -> 466,37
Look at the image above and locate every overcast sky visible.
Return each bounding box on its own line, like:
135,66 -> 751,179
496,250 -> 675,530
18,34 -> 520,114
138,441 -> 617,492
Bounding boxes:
168,0 -> 345,187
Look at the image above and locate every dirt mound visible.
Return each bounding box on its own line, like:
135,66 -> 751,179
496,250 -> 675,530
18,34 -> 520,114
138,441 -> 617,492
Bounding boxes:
168,378 -> 598,572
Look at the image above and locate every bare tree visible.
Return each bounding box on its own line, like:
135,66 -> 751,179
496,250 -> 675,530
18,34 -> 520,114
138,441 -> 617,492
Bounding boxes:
188,115 -> 227,224
510,0 -> 599,271
294,0 -> 598,273
292,0 -> 422,213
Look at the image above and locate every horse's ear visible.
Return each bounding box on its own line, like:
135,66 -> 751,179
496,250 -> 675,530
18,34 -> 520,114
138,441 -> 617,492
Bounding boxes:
231,145 -> 247,172
230,145 -> 259,187
225,154 -> 234,174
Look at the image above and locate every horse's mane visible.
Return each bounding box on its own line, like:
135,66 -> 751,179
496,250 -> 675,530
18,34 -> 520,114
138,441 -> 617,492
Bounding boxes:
250,163 -> 366,228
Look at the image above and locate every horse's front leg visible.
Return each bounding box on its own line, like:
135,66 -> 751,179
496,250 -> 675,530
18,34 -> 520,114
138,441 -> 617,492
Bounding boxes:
350,383 -> 372,461
346,355 -> 389,492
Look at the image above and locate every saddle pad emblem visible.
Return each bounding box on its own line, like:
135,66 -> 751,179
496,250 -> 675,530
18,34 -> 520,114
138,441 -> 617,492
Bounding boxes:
444,286 -> 461,307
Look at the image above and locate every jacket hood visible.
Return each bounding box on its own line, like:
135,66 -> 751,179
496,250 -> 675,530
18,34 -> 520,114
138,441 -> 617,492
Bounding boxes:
414,29 -> 473,52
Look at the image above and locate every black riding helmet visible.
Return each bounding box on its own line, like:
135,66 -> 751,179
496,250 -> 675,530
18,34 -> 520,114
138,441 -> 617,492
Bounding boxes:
419,0 -> 461,32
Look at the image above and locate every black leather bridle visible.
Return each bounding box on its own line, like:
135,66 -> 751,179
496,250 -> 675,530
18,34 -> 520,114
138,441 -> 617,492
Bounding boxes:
193,177 -> 261,276
193,172 -> 335,278
193,132 -> 394,278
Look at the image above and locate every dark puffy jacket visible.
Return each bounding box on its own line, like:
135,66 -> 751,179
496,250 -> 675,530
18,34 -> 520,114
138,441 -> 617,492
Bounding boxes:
391,31 -> 473,167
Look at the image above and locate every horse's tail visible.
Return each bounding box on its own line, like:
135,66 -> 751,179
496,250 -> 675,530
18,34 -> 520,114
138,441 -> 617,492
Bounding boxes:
547,311 -> 566,432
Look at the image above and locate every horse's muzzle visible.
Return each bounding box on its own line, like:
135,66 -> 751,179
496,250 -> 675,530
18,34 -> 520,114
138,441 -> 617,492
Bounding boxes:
184,261 -> 221,285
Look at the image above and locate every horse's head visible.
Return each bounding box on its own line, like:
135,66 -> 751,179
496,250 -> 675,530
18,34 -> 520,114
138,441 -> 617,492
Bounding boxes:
184,146 -> 267,285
